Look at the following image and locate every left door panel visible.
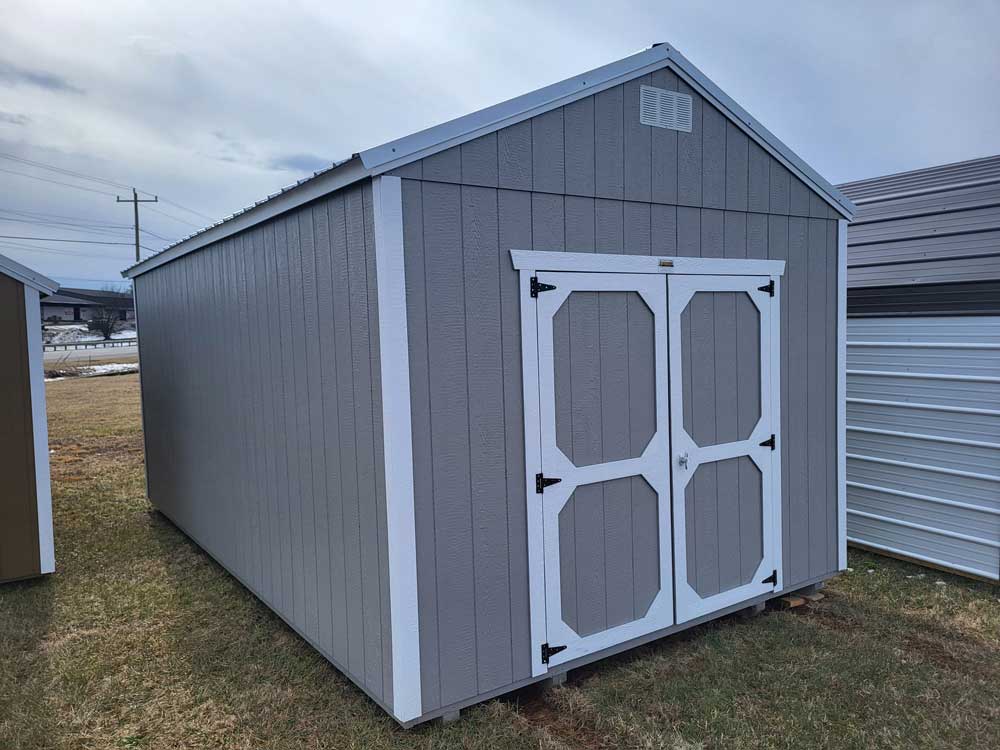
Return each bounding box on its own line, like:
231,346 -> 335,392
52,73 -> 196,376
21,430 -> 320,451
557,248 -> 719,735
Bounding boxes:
525,271 -> 674,671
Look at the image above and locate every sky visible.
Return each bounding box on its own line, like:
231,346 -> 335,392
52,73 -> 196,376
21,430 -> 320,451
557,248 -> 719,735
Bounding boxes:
1,0 -> 998,288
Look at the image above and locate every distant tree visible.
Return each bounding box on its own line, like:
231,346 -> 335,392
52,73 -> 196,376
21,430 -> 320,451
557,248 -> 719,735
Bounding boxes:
86,284 -> 131,341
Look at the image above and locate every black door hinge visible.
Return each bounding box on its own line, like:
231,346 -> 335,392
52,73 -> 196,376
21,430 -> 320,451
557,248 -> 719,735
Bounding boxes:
762,569 -> 778,586
541,643 -> 567,664
758,279 -> 774,297
760,434 -> 776,450
535,472 -> 562,494
530,276 -> 557,298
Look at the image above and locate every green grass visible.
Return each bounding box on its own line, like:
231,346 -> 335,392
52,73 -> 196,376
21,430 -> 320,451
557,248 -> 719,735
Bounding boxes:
1,373 -> 997,749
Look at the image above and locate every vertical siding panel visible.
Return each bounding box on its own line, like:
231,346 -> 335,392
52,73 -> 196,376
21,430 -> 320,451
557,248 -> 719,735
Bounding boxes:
565,196 -> 596,250
242,232 -> 266,598
462,186 -> 513,692
595,85 -> 625,199
234,236 -> 259,591
713,292 -> 740,590
747,214 -> 768,260
789,176 -> 811,217
564,97 -> 596,196
786,217 -> 810,579
677,79 -> 703,206
532,193 -> 565,249
497,188 -> 532,681
650,67 -> 679,204
724,211 -> 747,258
307,206 -> 334,649
810,191 -> 828,219
295,211 -> 321,642
624,202 -> 652,255
700,209 -> 724,258
422,146 -> 462,183
652,203 -> 678,256
363,184 -> 392,703
402,181 -> 442,711
748,142 -> 771,213
807,218 -> 830,577
769,160 -> 791,215
323,195 -> 350,664
346,187 -> 383,695
330,195 -> 365,680
532,109 -> 565,194
461,133 -> 499,187
702,105 -> 726,209
595,199 -> 624,252
422,181 -> 478,706
725,123 -> 749,211
498,121 -> 532,191
624,75 -> 652,202
677,206 -> 701,256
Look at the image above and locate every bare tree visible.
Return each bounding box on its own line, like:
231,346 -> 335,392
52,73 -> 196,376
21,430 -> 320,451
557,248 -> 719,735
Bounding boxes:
86,285 -> 131,341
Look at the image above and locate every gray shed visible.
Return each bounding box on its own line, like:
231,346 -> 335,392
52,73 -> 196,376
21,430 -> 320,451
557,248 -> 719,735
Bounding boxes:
123,43 -> 855,726
839,155 -> 1000,582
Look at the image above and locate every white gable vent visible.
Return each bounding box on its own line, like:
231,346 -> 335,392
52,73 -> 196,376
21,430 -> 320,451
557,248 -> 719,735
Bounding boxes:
639,85 -> 693,132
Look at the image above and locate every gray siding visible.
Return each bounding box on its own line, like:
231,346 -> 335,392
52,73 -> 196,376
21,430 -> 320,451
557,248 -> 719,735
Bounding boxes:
398,66 -> 840,714
839,155 -> 1000,293
134,181 -> 393,708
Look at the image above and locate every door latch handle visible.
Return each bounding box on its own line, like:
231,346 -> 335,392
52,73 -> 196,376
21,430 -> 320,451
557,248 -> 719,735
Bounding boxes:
677,452 -> 689,469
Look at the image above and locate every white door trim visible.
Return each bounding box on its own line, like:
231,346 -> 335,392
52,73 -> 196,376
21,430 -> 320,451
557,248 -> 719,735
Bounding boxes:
837,220 -> 848,571
667,273 -> 783,621
511,249 -> 786,277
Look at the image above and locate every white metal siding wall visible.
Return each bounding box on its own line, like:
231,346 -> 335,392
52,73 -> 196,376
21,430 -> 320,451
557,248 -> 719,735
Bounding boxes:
846,316 -> 1000,580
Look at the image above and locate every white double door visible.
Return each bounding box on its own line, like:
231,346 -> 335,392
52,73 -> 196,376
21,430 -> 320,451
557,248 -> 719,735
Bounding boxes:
526,269 -> 781,671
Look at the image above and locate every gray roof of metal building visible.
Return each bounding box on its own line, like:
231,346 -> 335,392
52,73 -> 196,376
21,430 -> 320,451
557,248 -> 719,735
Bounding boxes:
124,42 -> 856,279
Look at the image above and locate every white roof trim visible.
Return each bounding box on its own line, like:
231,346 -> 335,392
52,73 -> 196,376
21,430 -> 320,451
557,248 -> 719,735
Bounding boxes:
124,42 -> 854,280
0,253 -> 59,295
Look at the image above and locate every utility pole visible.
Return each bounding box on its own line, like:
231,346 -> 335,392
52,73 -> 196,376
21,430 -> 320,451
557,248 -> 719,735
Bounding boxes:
116,188 -> 158,262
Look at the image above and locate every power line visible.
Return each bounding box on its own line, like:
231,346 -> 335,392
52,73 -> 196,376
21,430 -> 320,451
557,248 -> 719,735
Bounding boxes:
145,204 -> 205,229
0,151 -> 218,223
0,167 -> 118,197
0,209 -> 177,243
0,243 -> 148,261
0,234 -> 136,245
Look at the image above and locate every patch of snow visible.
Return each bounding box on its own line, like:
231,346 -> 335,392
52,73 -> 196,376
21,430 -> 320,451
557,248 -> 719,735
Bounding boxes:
45,362 -> 139,381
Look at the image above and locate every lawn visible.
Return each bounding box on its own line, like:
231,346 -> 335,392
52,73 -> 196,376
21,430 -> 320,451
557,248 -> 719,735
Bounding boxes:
1,373 -> 997,749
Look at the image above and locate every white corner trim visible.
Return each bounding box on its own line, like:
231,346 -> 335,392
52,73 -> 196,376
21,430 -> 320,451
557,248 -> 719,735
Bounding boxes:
837,220 -> 848,570
23,288 -> 55,574
372,175 -> 421,722
510,249 -> 786,277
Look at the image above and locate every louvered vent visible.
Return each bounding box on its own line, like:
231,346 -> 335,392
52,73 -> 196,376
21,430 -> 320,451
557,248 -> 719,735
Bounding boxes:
639,85 -> 693,132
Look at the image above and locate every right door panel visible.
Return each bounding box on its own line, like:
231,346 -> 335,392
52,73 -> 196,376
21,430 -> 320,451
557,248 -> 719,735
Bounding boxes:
669,274 -> 782,622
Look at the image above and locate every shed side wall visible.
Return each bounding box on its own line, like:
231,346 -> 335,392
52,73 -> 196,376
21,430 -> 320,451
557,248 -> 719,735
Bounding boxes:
0,274 -> 41,582
134,180 -> 393,707
398,66 -> 840,714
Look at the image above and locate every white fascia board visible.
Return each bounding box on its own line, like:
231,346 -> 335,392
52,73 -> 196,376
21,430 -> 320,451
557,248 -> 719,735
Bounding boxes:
510,248 -> 786,277
360,46 -> 672,173
371,175 -> 422,722
0,253 -> 59,295
24,288 -> 55,574
122,157 -> 370,279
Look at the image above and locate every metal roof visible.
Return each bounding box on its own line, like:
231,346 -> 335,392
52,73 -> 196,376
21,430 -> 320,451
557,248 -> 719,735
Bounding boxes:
0,253 -> 59,295
838,154 -> 1000,288
124,42 -> 855,279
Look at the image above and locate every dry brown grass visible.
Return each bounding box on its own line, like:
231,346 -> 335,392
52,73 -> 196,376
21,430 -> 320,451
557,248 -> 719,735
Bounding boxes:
1,373 -> 997,749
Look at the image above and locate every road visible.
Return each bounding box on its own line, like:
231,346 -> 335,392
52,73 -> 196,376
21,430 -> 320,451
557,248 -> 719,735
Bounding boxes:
44,345 -> 139,365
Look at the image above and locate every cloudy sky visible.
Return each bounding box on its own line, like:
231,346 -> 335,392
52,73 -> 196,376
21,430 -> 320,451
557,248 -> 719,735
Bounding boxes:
1,0 -> 997,288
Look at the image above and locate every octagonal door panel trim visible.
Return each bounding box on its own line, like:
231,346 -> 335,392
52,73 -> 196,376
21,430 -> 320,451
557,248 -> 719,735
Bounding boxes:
531,271 -> 674,671
668,274 -> 783,623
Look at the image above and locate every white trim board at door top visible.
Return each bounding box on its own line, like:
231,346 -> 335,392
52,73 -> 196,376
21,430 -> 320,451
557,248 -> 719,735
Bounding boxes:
510,250 -> 786,277
372,175 -> 421,722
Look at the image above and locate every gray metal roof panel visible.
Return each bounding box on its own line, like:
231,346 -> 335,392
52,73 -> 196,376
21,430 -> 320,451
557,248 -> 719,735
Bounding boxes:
0,252 -> 59,294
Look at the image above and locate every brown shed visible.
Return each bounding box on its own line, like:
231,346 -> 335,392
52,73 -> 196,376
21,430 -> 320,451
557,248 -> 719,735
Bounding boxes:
0,254 -> 57,583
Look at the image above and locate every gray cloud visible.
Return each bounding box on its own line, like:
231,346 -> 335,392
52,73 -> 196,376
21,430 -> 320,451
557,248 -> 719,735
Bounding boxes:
268,153 -> 332,174
0,111 -> 30,125
0,60 -> 83,93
